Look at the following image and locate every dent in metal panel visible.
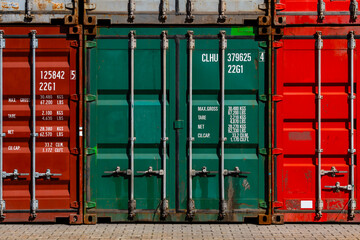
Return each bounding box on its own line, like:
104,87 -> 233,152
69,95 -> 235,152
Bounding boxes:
0,0 -> 74,23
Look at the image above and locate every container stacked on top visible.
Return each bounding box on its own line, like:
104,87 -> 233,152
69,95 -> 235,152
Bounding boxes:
83,0 -> 272,223
272,0 -> 360,223
0,1 -> 83,223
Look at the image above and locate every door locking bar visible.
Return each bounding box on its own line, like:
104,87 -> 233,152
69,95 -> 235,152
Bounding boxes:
104,166 -> 132,176
128,0 -> 135,21
30,30 -> 38,219
219,30 -> 227,219
325,182 -> 353,192
348,31 -> 357,218
34,169 -> 61,180
128,31 -> 136,219
191,166 -> 217,177
187,31 -> 195,219
316,31 -> 324,218
318,0 -> 325,20
2,169 -> 29,180
161,31 -> 169,218
137,166 -> 164,176
0,30 -> 4,218
320,166 -> 347,177
223,167 -> 251,176
218,0 -> 227,21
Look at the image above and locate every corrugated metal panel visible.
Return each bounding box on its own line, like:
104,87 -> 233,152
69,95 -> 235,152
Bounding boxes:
0,0 -> 78,24
83,0 -> 268,25
275,0 -> 360,25
0,26 -> 82,223
273,26 -> 360,223
84,26 -> 269,223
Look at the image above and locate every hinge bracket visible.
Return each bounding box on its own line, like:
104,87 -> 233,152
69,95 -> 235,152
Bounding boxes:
259,94 -> 267,102
85,94 -> 96,102
85,41 -> 97,49
70,201 -> 79,208
70,148 -> 79,155
273,201 -> 283,208
85,201 -> 96,209
259,148 -> 267,155
259,200 -> 267,209
273,41 -> 284,49
85,3 -> 96,10
85,148 -> 96,155
273,148 -> 283,155
272,95 -> 283,102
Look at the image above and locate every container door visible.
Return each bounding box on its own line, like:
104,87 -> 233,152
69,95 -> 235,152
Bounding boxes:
0,27 -> 80,222
276,0 -> 360,25
0,0 -> 77,24
181,28 -> 267,220
86,29 -> 175,222
274,27 -> 360,222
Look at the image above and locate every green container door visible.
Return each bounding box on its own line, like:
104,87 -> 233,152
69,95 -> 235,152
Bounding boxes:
85,27 -> 268,223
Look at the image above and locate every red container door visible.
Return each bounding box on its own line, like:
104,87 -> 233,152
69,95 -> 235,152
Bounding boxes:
274,27 -> 360,222
276,0 -> 360,25
0,26 -> 81,223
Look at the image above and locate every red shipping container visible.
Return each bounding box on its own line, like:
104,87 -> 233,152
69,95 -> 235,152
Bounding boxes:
0,26 -> 82,223
273,26 -> 360,223
275,0 -> 360,25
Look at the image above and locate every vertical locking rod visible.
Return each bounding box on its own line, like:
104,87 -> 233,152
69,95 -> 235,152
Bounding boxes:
187,31 -> 195,219
128,31 -> 136,219
349,31 -> 357,218
0,31 -> 5,219
161,31 -> 169,218
219,31 -> 227,219
30,30 -> 38,218
316,31 -> 323,218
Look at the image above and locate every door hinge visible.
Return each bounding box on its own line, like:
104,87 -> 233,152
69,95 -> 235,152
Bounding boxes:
273,201 -> 283,208
85,3 -> 96,10
70,201 -> 79,208
85,41 -> 97,48
70,94 -> 79,101
65,2 -> 74,9
85,94 -> 96,102
259,94 -> 267,102
259,200 -> 267,209
85,148 -> 96,155
275,3 -> 286,11
273,148 -> 283,155
174,120 -> 184,129
258,41 -> 268,48
258,3 -> 267,11
273,41 -> 284,49
272,95 -> 283,102
259,148 -> 267,155
70,41 -> 79,48
85,201 -> 96,209
70,148 -> 79,155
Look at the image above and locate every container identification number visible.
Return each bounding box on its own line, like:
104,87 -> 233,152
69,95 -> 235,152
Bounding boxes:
40,71 -> 65,80
227,53 -> 251,62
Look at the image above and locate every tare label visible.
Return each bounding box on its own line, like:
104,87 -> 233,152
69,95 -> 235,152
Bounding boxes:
227,106 -> 249,143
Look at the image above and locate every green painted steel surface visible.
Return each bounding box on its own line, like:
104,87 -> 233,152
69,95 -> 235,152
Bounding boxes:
84,27 -> 268,222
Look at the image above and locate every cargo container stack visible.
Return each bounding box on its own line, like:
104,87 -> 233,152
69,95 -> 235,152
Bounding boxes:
272,0 -> 360,223
0,1 -> 83,223
82,0 -> 272,224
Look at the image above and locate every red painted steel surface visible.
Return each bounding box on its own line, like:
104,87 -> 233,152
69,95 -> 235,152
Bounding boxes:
274,26 -> 360,222
0,26 -> 82,223
275,0 -> 360,25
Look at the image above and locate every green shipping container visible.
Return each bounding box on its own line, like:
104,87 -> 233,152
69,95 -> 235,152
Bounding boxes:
84,27 -> 270,223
